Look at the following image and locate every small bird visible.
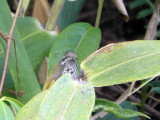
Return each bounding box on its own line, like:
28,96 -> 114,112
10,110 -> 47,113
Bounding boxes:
43,51 -> 78,90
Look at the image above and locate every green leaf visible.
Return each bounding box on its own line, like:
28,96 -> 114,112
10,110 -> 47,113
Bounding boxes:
136,8 -> 153,19
17,17 -> 57,69
157,30 -> 160,37
129,0 -> 146,9
1,16 -> 57,96
58,0 -> 85,31
0,101 -> 15,120
0,0 -> 41,103
0,47 -> 15,97
149,81 -> 160,87
1,96 -> 23,115
16,74 -> 95,120
81,40 -> 160,87
94,98 -> 150,119
48,22 -> 101,73
98,101 -> 139,120
151,87 -> 160,94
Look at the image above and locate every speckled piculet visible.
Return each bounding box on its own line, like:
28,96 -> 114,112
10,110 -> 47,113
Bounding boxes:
43,51 -> 78,90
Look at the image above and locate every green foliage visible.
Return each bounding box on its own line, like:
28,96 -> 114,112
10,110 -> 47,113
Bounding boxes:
149,81 -> 160,94
151,87 -> 160,94
16,74 -> 95,120
129,0 -> 154,19
0,101 -> 15,120
149,81 -> 160,87
58,0 -> 85,31
0,96 -> 23,120
17,17 -> 57,69
97,101 -> 139,120
129,0 -> 147,9
0,17 -> 57,96
94,98 -> 150,119
0,0 -> 41,103
129,0 -> 160,38
136,8 -> 153,19
0,47 -> 14,97
81,40 -> 160,87
48,22 -> 101,73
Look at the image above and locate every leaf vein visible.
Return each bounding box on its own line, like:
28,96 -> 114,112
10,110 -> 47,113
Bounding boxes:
90,52 -> 160,79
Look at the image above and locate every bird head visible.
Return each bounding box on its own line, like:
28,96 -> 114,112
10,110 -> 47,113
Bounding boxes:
61,51 -> 78,66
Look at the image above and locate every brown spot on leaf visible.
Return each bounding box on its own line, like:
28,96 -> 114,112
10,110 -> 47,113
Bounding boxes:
82,43 -> 116,63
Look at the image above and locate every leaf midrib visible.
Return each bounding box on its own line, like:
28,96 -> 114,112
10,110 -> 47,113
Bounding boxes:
0,101 -> 8,120
34,83 -> 78,120
60,87 -> 78,120
21,30 -> 42,41
75,26 -> 92,51
89,52 -> 160,79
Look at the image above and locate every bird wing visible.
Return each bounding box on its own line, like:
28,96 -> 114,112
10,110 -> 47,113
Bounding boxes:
42,62 -> 63,91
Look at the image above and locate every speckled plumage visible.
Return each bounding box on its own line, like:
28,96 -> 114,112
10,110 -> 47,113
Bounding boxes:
43,51 -> 78,90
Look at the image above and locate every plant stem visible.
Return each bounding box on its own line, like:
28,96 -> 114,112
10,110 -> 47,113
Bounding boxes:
144,0 -> 160,39
95,0 -> 104,28
0,0 -> 23,97
45,0 -> 65,31
140,83 -> 149,120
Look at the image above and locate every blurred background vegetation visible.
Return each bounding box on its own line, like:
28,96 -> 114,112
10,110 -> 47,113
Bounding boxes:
8,0 -> 159,45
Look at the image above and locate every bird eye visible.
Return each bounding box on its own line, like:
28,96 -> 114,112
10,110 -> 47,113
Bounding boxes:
62,56 -> 67,62
70,59 -> 74,62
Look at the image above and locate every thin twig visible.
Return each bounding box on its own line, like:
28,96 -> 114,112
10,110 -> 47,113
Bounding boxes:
111,86 -> 160,119
91,82 -> 135,120
95,0 -> 104,28
144,0 -> 160,40
115,81 -> 135,104
0,31 -> 8,41
12,39 -> 23,94
0,0 -> 23,97
129,74 -> 160,96
125,83 -> 160,103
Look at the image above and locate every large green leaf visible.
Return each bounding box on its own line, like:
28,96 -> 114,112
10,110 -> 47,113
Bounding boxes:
81,40 -> 160,87
0,0 -> 41,102
16,74 -> 95,120
17,17 -> 57,69
0,101 -> 15,120
94,98 -> 149,119
48,22 -> 101,73
0,46 -> 14,96
58,0 -> 85,31
0,17 -> 57,96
